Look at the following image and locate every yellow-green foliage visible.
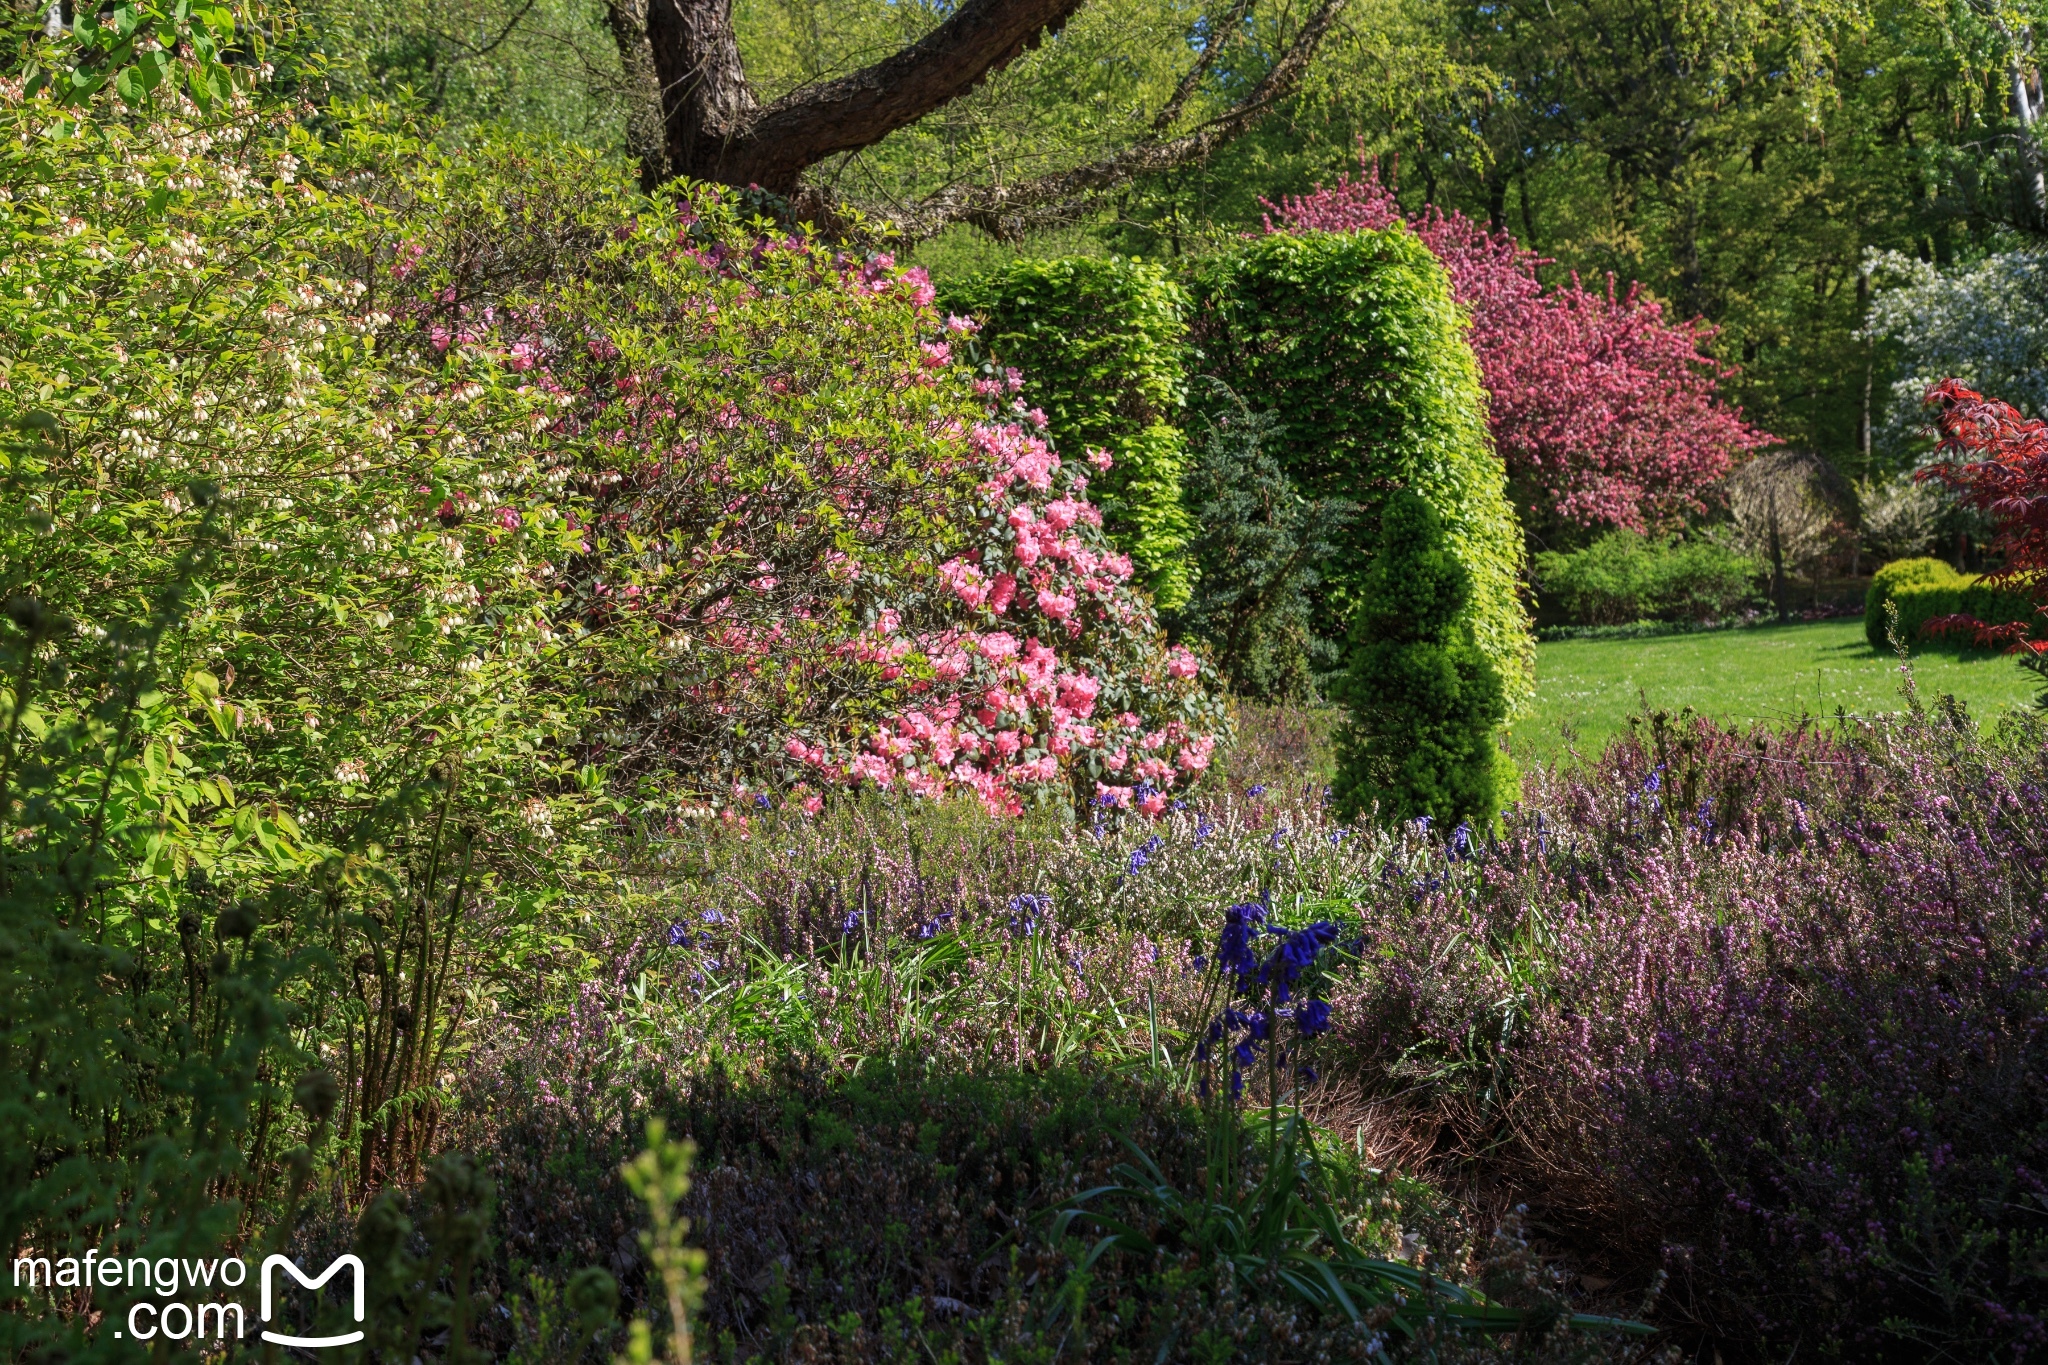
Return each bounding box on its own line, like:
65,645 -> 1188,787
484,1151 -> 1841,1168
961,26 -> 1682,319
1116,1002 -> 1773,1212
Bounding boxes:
944,258 -> 1196,608
1865,557 -> 2036,650
1190,229 -> 1532,708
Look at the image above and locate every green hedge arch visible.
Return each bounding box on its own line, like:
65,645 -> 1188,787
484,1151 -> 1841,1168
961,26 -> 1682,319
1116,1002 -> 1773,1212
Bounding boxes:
944,257 -> 1196,609
1189,228 -> 1533,708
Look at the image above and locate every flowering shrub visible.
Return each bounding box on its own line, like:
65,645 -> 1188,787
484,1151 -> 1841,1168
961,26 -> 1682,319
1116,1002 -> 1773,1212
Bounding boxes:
370,140 -> 1226,818
1264,156 -> 1770,538
1919,380 -> 2048,674
1323,708 -> 2048,1357
943,257 -> 1198,608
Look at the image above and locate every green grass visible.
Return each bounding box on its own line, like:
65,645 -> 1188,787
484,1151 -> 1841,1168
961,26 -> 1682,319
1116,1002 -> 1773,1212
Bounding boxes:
1511,618 -> 2043,759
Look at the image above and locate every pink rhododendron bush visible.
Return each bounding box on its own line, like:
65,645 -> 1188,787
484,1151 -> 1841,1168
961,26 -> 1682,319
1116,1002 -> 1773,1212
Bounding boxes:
376,139 -> 1225,818
1264,154 -> 1770,537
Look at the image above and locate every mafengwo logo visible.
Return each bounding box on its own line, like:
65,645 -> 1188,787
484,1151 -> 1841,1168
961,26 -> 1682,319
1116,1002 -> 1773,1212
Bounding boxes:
12,1249 -> 367,1346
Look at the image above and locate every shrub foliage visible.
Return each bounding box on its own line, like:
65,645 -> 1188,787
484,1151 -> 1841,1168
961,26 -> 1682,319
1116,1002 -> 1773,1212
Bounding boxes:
1331,491 -> 1517,828
1191,229 -> 1533,706
943,257 -> 1197,609
1535,530 -> 1759,626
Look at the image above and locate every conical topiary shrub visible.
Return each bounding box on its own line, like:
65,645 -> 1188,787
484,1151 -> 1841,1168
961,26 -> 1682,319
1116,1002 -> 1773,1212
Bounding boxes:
1332,490 -> 1517,829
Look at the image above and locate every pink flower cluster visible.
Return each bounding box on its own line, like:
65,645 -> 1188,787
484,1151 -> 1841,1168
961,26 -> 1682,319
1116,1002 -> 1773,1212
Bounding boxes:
775,298 -> 1225,815
1264,150 -> 1771,530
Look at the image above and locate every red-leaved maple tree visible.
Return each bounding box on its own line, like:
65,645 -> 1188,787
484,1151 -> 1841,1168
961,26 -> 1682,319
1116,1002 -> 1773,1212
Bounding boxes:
1263,158 -> 1771,535
1920,379 -> 2048,665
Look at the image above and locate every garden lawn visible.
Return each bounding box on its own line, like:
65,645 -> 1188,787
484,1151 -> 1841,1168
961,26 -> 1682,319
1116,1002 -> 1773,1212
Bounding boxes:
1511,617 -> 2041,758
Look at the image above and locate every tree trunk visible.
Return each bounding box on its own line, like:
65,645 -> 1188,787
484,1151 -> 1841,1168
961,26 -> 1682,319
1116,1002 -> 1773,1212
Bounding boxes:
606,0 -> 671,191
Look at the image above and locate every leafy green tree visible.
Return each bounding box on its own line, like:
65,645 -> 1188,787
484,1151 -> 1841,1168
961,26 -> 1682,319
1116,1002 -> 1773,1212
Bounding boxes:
1332,490 -> 1516,829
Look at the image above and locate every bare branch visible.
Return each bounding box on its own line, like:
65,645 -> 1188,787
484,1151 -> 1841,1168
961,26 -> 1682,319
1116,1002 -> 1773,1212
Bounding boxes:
1152,0 -> 1260,135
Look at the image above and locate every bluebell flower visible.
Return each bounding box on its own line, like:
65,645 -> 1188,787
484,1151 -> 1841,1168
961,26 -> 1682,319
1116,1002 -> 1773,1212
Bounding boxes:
1248,784 -> 1267,797
1193,816 -> 1215,847
1642,767 -> 1662,796
840,910 -> 863,934
1330,827 -> 1351,846
1295,999 -> 1332,1035
701,908 -> 725,924
1127,835 -> 1163,875
666,923 -> 689,947
1171,799 -> 1187,812
754,792 -> 773,810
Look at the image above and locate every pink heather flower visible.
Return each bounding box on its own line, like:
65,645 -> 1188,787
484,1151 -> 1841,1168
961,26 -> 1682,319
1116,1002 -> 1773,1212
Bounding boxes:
1087,446 -> 1114,471
1036,589 -> 1076,620
1166,646 -> 1200,679
988,573 -> 1018,616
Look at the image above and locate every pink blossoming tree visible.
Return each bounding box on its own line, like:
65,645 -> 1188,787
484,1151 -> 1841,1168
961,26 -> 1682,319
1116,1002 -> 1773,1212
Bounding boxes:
1263,157 -> 1770,538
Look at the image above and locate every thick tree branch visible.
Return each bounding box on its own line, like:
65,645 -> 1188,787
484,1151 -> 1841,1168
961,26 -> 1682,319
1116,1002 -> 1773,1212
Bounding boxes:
658,0 -> 1090,193
828,0 -> 1350,243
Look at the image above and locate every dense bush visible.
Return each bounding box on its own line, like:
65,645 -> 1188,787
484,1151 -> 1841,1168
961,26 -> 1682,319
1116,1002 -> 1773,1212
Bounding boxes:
1332,491 -> 1516,828
943,257 -> 1197,608
0,91 -> 601,1360
1534,530 -> 1759,626
339,125 -> 1226,818
1863,556 -> 2035,651
1191,229 -> 1533,706
1263,158 -> 1769,542
1312,703 -> 2048,1359
1169,402 -> 1355,701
